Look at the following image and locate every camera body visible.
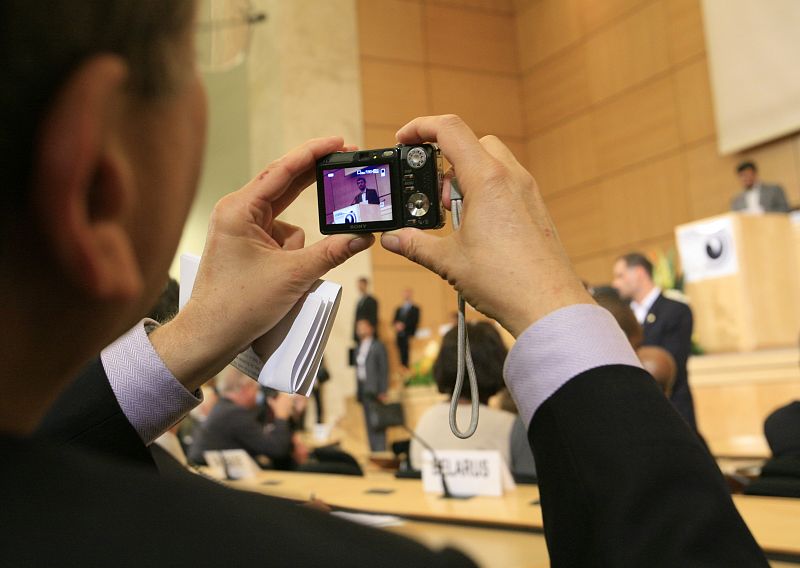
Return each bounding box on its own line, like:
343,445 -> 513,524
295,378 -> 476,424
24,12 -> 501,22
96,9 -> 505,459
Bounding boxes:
316,143 -> 444,234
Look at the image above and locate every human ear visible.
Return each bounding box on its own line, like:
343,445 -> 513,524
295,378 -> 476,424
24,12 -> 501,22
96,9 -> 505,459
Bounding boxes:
30,55 -> 143,302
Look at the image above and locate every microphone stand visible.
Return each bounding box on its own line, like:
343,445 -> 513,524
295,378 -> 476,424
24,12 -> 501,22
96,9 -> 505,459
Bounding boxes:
398,424 -> 470,500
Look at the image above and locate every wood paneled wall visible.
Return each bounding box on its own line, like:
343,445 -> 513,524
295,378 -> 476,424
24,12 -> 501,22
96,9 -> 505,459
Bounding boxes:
357,0 -> 800,336
515,0 -> 800,284
357,0 -> 522,355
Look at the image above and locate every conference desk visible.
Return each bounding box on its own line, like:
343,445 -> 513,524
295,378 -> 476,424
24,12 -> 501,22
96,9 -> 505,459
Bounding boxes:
228,470 -> 800,564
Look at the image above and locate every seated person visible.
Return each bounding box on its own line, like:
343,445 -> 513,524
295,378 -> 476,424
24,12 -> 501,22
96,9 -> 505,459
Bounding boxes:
410,322 -> 535,476
188,367 -> 293,467
637,345 -> 677,398
745,401 -> 800,498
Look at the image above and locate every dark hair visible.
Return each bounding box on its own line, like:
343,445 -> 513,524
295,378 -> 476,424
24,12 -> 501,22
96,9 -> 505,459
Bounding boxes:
434,322 -> 507,405
592,287 -> 643,348
619,252 -> 653,279
0,1 -> 194,212
147,278 -> 180,323
736,161 -> 757,174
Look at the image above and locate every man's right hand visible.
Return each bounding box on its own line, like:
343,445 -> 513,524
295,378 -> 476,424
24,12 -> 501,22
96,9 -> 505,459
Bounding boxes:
380,115 -> 593,337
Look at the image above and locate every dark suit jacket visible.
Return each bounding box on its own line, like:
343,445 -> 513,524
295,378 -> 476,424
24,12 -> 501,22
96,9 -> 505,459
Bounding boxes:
354,293 -> 378,341
731,184 -> 790,213
642,293 -> 697,429
352,188 -> 380,205
393,304 -> 420,338
186,398 -> 292,465
358,339 -> 388,401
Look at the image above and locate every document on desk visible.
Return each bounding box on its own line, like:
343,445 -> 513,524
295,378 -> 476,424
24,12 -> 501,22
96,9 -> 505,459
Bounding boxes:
332,511 -> 405,528
179,253 -> 342,396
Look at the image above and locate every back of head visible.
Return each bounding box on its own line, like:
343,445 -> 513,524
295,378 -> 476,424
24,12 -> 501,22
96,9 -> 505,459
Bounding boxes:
636,346 -> 676,397
764,401 -> 800,458
0,1 -> 194,221
593,287 -> 643,348
434,321 -> 507,405
216,367 -> 254,397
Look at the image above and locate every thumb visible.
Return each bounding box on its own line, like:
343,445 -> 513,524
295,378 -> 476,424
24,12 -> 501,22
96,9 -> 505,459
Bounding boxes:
380,229 -> 453,278
294,233 -> 375,280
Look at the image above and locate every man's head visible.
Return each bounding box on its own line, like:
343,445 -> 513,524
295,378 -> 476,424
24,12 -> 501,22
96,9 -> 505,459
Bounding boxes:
356,177 -> 366,191
737,161 -> 758,190
593,287 -> 643,348
434,321 -> 507,405
402,288 -> 413,302
612,253 -> 654,303
357,277 -> 369,294
356,318 -> 376,341
636,346 -> 676,397
0,1 -> 205,427
216,367 -> 260,409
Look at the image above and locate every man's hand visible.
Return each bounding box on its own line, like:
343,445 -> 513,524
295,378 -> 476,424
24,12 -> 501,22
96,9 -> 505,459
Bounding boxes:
150,137 -> 374,390
380,115 -> 592,337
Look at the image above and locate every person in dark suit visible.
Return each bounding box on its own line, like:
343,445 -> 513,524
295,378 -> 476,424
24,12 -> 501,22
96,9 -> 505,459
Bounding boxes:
353,276 -> 378,342
187,367 -> 293,466
745,400 -> 800,498
354,318 -> 389,451
612,252 -> 697,429
351,176 -> 380,205
393,288 -> 420,367
731,161 -> 790,213
2,12 -> 766,559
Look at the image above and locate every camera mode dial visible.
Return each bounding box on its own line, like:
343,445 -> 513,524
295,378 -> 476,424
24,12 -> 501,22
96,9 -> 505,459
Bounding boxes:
406,147 -> 427,169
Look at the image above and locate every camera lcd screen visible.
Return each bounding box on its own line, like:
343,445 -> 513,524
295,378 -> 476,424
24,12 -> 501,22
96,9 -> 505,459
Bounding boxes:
321,164 -> 393,226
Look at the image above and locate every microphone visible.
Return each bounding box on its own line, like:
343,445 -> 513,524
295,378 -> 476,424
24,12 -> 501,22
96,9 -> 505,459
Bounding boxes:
397,423 -> 470,500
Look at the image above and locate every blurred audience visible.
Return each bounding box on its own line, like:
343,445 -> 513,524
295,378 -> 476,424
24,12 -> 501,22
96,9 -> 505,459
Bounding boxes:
188,367 -> 293,467
353,276 -> 378,342
745,401 -> 800,498
410,322 -> 536,476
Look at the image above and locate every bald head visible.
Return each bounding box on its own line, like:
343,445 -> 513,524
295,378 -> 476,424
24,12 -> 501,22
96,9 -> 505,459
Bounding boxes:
636,346 -> 676,397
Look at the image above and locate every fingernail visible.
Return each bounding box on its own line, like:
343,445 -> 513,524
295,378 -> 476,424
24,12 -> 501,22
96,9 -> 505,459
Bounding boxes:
349,235 -> 372,252
381,232 -> 401,253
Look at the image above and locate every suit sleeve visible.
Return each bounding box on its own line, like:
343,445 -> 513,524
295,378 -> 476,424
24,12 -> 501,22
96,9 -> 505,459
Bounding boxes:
529,365 -> 767,566
36,358 -> 156,470
774,185 -> 791,212
504,306 -> 767,566
658,302 -> 693,371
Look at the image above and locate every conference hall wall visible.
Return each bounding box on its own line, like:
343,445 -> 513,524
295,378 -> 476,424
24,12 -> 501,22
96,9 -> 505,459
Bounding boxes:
359,0 -> 800,311
357,0 -> 524,365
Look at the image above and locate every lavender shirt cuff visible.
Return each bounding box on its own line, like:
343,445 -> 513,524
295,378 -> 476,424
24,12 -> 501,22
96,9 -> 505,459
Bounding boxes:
101,319 -> 202,445
504,304 -> 643,426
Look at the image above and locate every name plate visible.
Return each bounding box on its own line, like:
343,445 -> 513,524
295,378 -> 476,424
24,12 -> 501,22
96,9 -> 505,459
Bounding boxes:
203,450 -> 261,480
421,450 -> 515,497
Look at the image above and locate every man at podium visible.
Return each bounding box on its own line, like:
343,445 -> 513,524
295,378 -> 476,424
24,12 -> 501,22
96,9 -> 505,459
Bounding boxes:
612,253 -> 697,430
730,161 -> 790,213
351,176 -> 380,205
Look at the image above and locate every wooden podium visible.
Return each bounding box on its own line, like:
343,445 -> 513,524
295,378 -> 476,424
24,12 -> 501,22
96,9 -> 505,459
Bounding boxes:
675,213 -> 800,353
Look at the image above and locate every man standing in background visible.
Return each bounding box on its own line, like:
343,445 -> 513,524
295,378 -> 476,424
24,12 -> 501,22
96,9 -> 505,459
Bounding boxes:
353,276 -> 378,342
730,161 -> 790,213
393,288 -> 420,368
612,253 -> 697,430
355,318 -> 388,452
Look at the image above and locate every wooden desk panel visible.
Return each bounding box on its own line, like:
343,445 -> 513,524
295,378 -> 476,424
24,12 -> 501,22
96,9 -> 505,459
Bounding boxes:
231,470 -> 543,530
228,471 -> 800,560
